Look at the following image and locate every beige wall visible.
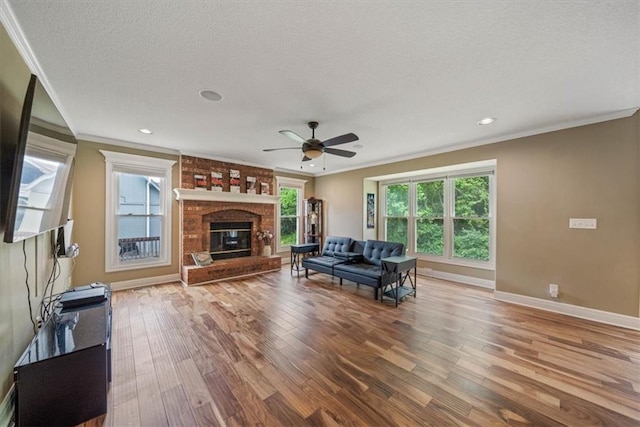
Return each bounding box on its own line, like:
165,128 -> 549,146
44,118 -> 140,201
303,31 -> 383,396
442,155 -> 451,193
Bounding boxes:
0,24 -> 72,403
72,140 -> 180,285
316,113 -> 639,317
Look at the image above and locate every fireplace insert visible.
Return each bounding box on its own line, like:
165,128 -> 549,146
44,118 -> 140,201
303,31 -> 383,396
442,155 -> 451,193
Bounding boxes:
210,221 -> 252,260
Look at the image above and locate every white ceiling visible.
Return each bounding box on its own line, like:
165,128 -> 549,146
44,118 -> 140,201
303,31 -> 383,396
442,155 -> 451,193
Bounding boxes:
2,1 -> 639,176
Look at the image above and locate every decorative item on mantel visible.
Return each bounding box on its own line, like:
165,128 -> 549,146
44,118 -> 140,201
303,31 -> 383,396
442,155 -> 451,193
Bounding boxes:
256,230 -> 274,256
210,171 -> 223,192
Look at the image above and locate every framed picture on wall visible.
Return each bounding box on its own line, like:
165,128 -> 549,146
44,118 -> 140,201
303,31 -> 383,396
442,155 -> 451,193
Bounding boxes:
230,169 -> 241,193
211,171 -> 223,192
194,174 -> 207,190
366,193 -> 375,229
246,176 -> 257,194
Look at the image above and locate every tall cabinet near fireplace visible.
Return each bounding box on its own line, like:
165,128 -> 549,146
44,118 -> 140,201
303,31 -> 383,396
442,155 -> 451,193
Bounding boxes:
304,198 -> 323,248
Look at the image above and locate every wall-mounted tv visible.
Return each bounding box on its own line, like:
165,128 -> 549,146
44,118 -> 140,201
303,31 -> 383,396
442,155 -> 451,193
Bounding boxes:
3,74 -> 78,244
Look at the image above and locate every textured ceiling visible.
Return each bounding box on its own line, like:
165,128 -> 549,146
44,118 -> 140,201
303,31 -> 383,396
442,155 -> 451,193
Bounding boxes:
2,1 -> 639,175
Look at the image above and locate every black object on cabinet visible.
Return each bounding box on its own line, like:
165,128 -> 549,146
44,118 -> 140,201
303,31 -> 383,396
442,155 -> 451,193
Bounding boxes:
13,284 -> 112,426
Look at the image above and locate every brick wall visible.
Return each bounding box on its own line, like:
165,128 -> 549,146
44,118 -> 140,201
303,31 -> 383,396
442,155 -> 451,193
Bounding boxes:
181,155 -> 274,194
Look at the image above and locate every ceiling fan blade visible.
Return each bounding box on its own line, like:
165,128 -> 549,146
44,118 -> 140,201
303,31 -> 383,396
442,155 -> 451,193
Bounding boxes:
321,132 -> 359,147
302,156 -> 312,162
263,147 -> 302,152
279,130 -> 306,144
324,147 -> 357,158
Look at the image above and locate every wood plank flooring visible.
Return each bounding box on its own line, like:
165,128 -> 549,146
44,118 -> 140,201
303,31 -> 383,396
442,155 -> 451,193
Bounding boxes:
88,269 -> 640,426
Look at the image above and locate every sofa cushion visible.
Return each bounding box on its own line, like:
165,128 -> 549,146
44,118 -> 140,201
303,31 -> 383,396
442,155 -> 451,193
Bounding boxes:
302,255 -> 347,270
333,251 -> 364,262
362,240 -> 405,266
333,262 -> 382,280
321,236 -> 353,257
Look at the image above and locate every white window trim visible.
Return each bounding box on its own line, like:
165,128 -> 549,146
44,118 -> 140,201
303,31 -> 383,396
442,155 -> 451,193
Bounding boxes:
380,160 -> 496,270
101,150 -> 176,272
275,176 -> 306,252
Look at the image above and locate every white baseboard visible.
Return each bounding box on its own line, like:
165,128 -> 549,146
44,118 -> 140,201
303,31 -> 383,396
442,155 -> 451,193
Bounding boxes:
418,267 -> 495,290
110,273 -> 181,291
494,291 -> 640,331
0,384 -> 14,427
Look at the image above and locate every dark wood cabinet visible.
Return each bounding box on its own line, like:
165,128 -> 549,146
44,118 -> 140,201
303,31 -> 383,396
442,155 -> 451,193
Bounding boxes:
13,285 -> 112,426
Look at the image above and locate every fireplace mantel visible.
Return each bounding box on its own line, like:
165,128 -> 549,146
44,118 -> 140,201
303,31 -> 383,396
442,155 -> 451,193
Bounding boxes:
173,188 -> 280,205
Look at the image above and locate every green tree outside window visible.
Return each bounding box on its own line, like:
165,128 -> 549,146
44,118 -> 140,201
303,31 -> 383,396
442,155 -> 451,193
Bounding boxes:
279,187 -> 298,246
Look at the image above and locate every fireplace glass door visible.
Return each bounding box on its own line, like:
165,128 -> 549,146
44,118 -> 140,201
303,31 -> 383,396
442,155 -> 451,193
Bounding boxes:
210,222 -> 252,260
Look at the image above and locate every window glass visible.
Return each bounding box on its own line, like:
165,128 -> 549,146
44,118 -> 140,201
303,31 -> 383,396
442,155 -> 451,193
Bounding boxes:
453,176 -> 490,261
416,180 -> 445,255
385,184 -> 409,216
279,186 -> 299,246
384,183 -> 409,245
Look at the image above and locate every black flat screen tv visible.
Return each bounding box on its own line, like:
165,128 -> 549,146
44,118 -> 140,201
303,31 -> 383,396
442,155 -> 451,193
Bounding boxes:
3,74 -> 78,244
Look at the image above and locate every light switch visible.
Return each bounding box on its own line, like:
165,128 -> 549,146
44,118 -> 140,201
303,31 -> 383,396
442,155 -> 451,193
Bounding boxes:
569,218 -> 597,229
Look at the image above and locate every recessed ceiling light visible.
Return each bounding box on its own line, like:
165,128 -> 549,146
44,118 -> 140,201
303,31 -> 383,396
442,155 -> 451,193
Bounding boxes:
477,117 -> 496,125
138,128 -> 153,134
199,89 -> 223,102
353,143 -> 364,149
309,163 -> 315,167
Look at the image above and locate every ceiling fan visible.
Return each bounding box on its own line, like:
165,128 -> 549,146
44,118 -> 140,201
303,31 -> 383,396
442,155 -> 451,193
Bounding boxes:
264,121 -> 358,161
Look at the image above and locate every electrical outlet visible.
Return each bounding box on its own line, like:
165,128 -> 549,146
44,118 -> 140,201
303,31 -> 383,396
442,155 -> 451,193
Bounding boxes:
569,218 -> 597,229
549,283 -> 559,298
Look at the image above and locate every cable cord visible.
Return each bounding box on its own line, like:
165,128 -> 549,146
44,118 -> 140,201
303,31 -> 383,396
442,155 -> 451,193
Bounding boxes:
22,240 -> 37,334
40,244 -> 65,323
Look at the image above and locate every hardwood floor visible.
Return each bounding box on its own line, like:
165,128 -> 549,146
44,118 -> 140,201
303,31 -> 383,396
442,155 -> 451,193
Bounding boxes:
92,269 -> 639,426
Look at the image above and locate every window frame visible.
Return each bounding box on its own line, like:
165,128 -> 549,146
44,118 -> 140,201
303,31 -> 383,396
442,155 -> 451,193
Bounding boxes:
275,176 -> 306,252
101,150 -> 176,272
450,175 -> 492,262
380,162 -> 496,270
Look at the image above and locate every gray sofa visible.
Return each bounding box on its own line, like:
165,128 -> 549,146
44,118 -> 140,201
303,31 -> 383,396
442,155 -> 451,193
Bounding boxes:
302,236 -> 405,299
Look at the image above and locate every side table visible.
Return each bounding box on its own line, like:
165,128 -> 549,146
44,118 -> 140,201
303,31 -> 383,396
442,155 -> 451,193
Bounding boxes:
381,255 -> 417,307
290,243 -> 320,277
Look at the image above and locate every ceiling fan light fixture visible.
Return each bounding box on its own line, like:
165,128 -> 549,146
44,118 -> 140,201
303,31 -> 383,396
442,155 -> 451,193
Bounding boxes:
305,148 -> 323,159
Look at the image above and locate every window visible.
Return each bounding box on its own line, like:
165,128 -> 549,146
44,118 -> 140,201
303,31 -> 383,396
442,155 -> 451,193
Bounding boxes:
381,161 -> 495,268
416,179 -> 444,256
276,176 -> 306,251
101,150 -> 176,272
384,183 -> 409,247
452,176 -> 490,261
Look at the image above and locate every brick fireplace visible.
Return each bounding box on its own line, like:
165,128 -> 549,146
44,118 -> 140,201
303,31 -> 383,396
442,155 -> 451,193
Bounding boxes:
176,156 -> 281,285
176,191 -> 282,285
180,198 -> 275,264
